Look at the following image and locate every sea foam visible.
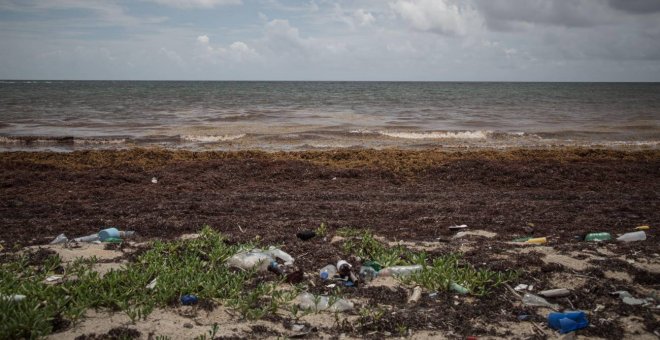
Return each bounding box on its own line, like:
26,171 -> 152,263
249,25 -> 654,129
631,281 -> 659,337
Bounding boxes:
378,130 -> 490,140
181,134 -> 246,142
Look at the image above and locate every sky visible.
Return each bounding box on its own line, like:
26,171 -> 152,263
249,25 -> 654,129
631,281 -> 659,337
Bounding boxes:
0,0 -> 659,81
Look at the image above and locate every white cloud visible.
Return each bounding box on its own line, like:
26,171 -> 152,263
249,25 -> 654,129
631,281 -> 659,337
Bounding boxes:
354,9 -> 375,27
144,0 -> 241,9
196,35 -> 210,44
390,0 -> 481,36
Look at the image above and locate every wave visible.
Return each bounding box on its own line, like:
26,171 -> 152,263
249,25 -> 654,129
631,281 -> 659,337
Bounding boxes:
378,130 -> 491,140
180,134 -> 246,142
0,136 -> 127,145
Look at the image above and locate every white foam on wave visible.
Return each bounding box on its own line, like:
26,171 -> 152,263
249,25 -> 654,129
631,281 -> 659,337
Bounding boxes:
73,138 -> 127,145
379,130 -> 490,140
181,134 -> 246,142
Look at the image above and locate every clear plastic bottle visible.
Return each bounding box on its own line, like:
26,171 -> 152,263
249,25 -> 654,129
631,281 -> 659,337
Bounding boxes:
73,234 -> 100,242
227,252 -> 275,271
522,293 -> 559,309
297,292 -> 353,312
319,264 -> 337,280
119,231 -> 136,238
616,231 -> 646,242
359,266 -> 378,282
378,265 -> 423,277
265,246 -> 294,265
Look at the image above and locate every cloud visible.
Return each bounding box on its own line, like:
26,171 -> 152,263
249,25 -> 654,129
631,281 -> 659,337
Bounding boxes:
390,0 -> 481,36
473,0 -> 612,30
194,35 -> 258,63
608,0 -> 660,14
143,0 -> 241,9
196,35 -> 210,44
354,9 -> 375,27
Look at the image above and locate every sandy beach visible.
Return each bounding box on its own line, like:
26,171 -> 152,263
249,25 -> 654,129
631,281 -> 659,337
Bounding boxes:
1,148 -> 658,338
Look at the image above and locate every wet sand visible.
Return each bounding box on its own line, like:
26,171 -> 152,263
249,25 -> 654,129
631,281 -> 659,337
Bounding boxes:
1,148 -> 658,338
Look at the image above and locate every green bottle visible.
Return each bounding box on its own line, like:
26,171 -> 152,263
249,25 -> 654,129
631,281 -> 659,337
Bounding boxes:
584,232 -> 612,242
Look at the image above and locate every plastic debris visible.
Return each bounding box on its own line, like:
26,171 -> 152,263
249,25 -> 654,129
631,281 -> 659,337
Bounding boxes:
513,237 -> 531,242
319,264 -> 337,280
635,225 -> 650,231
616,231 -> 646,242
450,282 -> 469,294
525,237 -> 547,244
296,230 -> 316,241
359,266 -> 378,282
265,246 -> 294,265
514,284 -> 530,292
548,311 -> 589,334
408,286 -> 422,303
50,233 -> 68,244
151,177 -> 158,184
180,294 -> 198,305
517,314 -> 532,321
146,278 -> 158,290
73,233 -> 100,243
336,260 -> 358,285
522,293 -> 559,309
227,251 -> 276,271
297,292 -> 353,312
45,275 -> 62,282
291,324 -> 305,332
449,224 -> 469,231
1,294 -> 26,302
539,288 -> 571,298
584,232 -> 612,242
363,260 -> 382,271
379,265 -> 423,277
611,291 -> 653,306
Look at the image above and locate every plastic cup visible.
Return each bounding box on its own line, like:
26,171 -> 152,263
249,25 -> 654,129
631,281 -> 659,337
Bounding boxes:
98,228 -> 120,241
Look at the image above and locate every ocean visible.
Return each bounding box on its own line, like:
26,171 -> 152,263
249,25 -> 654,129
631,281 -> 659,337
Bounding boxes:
0,81 -> 658,151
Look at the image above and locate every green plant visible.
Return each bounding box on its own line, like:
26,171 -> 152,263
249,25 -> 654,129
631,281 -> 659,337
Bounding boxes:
315,223 -> 328,237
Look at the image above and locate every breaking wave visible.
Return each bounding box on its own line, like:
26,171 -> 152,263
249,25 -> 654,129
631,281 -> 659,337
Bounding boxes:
180,134 -> 246,142
378,130 -> 491,140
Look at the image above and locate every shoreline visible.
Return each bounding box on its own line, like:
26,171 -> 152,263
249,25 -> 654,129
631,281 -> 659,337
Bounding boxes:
1,147 -> 658,338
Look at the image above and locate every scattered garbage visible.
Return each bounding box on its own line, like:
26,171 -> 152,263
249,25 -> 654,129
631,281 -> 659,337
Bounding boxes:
296,230 -> 316,241
358,266 -> 378,282
50,234 -> 68,245
512,237 -> 547,244
547,311 -> 589,334
146,278 -> 158,290
635,225 -> 650,231
319,264 -> 337,280
522,293 -> 559,309
151,177 -> 158,184
514,284 -> 531,292
449,224 -> 468,231
45,275 -> 62,283
450,282 -> 469,294
611,291 -> 654,306
379,265 -> 423,277
181,294 -> 198,305
407,286 -> 422,303
336,260 -> 358,285
1,294 -> 26,302
617,231 -> 646,242
584,232 -> 612,242
297,292 -> 353,312
539,288 -> 571,298
228,247 -> 294,272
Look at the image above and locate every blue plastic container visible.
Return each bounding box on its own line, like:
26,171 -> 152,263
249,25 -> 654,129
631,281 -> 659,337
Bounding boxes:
548,311 -> 589,334
181,294 -> 198,305
98,227 -> 120,241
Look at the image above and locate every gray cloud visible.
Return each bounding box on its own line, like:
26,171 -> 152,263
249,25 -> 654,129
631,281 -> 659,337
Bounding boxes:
608,0 -> 660,14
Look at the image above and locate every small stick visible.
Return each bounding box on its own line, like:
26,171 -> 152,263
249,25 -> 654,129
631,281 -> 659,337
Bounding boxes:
530,321 -> 546,336
238,225 -> 245,233
504,283 -> 522,299
566,297 -> 575,310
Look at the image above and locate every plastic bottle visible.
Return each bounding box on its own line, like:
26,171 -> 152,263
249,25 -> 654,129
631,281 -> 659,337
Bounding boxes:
616,231 -> 646,242
584,232 -> 612,242
319,264 -> 337,280
359,266 -> 378,282
227,252 -> 275,271
73,234 -> 100,242
265,246 -> 294,265
119,231 -> 136,238
378,265 -> 423,277
522,293 -> 559,309
450,282 -> 469,294
525,237 -> 547,244
50,234 -> 68,244
297,292 -> 353,312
